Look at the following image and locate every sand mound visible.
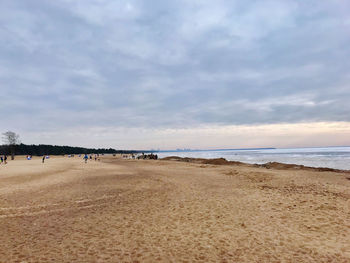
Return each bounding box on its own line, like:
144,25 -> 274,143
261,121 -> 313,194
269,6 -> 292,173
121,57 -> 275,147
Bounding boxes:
259,161 -> 350,173
161,156 -> 246,166
162,156 -> 350,174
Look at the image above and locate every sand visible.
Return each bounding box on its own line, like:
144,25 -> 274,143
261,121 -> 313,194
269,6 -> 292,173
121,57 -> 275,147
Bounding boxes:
0,155 -> 349,262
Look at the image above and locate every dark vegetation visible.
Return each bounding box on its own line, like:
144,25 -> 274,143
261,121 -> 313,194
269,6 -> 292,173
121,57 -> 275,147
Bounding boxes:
0,143 -> 140,156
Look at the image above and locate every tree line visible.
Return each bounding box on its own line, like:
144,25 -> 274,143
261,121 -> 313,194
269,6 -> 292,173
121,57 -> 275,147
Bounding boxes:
0,143 -> 139,156
1,131 -> 140,157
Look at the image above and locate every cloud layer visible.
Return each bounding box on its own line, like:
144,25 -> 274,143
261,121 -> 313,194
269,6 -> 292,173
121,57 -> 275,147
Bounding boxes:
1,0 -> 350,148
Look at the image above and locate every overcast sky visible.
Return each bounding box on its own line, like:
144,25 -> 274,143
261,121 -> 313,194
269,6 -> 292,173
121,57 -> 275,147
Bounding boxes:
1,0 -> 350,149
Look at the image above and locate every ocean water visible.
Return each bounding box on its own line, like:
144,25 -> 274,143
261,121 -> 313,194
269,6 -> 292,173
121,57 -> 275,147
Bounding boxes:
157,147 -> 350,170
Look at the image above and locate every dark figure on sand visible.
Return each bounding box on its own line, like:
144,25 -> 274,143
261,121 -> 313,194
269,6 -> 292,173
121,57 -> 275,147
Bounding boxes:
137,153 -> 158,160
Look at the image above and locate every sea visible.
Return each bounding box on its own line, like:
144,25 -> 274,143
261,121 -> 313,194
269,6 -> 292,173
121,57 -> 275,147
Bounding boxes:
157,147 -> 350,170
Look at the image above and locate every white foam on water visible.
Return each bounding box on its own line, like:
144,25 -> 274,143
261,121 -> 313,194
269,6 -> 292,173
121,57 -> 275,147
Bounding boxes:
157,147 -> 350,170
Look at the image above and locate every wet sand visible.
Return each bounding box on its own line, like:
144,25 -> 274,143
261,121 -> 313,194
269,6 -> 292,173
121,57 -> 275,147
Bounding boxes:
0,156 -> 349,262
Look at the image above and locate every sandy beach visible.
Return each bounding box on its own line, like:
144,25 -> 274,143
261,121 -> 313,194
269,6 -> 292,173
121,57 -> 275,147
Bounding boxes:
0,155 -> 349,262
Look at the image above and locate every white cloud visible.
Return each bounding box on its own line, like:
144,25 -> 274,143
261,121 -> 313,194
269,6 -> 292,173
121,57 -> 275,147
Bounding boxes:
60,0 -> 141,25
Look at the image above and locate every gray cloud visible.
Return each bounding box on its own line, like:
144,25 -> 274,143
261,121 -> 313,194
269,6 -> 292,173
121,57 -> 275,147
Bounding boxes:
1,0 -> 350,137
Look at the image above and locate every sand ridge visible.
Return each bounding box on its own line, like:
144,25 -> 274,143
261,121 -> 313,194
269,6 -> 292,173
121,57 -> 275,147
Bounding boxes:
0,156 -> 349,262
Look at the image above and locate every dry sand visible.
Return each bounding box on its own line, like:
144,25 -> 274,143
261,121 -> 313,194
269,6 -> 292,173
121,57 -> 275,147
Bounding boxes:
0,155 -> 349,262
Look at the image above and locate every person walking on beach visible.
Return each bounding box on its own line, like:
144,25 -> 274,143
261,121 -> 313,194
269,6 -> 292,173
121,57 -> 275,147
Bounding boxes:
4,155 -> 7,164
42,156 -> 45,163
0,156 -> 3,165
84,154 -> 88,163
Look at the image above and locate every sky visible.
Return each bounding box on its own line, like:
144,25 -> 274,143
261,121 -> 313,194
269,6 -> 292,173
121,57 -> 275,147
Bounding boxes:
1,0 -> 350,150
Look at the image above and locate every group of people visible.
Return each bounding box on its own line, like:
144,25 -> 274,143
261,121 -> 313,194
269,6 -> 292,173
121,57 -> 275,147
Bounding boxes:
122,154 -> 136,159
24,155 -> 49,163
0,155 -> 8,165
137,153 -> 158,160
120,153 -> 159,160
83,154 -> 100,163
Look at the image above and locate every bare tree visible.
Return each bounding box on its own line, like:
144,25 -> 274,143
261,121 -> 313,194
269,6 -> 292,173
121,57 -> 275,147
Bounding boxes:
2,131 -> 20,160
